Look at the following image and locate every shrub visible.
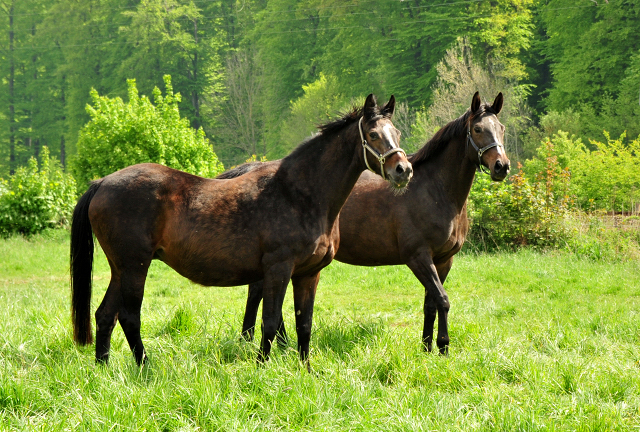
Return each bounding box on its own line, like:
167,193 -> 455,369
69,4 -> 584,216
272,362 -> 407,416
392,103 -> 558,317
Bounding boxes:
467,154 -> 571,251
524,131 -> 640,212
74,75 -> 224,189
0,147 -> 77,237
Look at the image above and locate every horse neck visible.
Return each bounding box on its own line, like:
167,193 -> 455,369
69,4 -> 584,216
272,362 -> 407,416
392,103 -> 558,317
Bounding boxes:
414,134 -> 477,212
280,124 -> 364,222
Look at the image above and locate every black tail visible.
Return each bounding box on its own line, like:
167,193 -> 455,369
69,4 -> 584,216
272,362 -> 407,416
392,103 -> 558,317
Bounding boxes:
70,181 -> 101,345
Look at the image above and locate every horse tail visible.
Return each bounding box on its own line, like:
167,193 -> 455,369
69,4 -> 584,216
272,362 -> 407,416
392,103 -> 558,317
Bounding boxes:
70,181 -> 102,346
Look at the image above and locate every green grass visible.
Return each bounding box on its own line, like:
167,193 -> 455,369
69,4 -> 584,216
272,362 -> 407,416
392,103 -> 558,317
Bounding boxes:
1,231 -> 640,430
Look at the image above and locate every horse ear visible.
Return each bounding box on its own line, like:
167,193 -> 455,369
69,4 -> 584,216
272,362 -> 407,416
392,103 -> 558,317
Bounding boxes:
492,92 -> 503,115
471,91 -> 481,113
382,95 -> 396,118
363,93 -> 378,120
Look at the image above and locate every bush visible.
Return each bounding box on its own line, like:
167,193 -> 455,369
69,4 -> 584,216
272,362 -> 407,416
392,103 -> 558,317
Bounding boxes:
524,131 -> 640,212
466,134 -> 640,258
74,75 -> 224,189
467,143 -> 572,251
467,168 -> 570,251
0,147 -> 77,237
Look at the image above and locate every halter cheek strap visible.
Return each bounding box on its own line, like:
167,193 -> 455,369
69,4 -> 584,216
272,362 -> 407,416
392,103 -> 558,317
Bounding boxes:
467,124 -> 504,175
359,117 -> 406,180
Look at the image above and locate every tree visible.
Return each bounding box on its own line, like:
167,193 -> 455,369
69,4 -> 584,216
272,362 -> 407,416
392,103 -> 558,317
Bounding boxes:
74,75 -> 223,189
409,38 -> 531,160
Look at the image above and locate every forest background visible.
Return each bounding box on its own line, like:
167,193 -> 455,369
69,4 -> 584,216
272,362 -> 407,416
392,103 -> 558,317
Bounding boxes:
0,0 -> 639,249
2,0 -> 639,170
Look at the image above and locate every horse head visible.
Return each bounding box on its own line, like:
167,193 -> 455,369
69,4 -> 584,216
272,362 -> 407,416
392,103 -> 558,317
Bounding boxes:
359,94 -> 413,189
467,92 -> 510,181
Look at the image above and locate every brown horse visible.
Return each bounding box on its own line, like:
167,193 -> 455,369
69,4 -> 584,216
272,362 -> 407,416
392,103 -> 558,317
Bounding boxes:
70,94 -> 413,366
238,92 -> 510,354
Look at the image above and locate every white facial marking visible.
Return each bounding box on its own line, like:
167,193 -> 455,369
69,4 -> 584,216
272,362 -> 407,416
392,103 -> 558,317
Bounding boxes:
382,124 -> 397,148
486,117 -> 503,150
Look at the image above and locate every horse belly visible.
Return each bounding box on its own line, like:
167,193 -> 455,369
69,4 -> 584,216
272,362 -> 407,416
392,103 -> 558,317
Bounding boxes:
159,232 -> 264,287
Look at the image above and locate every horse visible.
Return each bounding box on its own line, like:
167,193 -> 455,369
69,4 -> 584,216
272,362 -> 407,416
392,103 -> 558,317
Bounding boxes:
236,92 -> 510,355
70,94 -> 413,367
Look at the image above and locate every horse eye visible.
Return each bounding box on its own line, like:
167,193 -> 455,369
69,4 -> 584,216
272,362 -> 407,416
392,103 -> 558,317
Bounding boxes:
474,126 -> 482,133
369,132 -> 379,140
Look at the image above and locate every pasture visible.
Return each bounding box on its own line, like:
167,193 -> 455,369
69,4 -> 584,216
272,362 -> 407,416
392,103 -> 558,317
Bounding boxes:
1,231 -> 640,430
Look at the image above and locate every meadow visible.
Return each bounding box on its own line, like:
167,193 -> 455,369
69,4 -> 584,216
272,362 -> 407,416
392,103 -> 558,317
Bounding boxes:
1,230 -> 640,431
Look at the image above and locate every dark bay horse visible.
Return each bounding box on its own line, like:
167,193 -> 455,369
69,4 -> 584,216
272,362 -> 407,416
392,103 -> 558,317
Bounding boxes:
238,92 -> 510,354
70,94 -> 413,366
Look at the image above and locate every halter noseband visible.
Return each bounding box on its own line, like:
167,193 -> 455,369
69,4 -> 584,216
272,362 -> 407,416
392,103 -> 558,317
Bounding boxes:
358,117 -> 406,180
467,122 -> 504,175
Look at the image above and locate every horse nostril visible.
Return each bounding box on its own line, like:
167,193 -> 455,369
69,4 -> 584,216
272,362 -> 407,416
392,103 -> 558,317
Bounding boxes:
396,164 -> 405,175
495,160 -> 503,172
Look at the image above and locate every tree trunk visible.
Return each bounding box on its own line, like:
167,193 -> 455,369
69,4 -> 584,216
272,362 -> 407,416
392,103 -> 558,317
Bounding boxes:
8,0 -> 15,174
191,19 -> 200,129
60,75 -> 66,168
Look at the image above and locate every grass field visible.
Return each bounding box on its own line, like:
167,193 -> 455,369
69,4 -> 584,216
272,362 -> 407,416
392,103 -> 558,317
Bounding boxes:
1,231 -> 640,431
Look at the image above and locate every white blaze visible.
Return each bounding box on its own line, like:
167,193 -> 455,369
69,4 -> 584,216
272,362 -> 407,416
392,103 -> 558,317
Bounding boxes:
382,124 -> 397,148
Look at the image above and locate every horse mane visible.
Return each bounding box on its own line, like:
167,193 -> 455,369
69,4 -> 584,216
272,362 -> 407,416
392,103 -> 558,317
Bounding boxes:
216,161 -> 263,179
217,104 -> 384,179
285,102 -> 386,161
409,103 -> 497,167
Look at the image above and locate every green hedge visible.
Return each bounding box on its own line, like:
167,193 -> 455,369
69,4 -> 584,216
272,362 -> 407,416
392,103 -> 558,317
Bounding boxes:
0,147 -> 76,236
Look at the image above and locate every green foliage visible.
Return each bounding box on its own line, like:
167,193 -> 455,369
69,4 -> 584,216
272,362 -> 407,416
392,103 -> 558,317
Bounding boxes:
524,131 -> 640,212
407,37 -> 533,158
73,76 -> 223,188
564,214 -> 640,262
533,0 -> 640,140
467,132 -> 640,253
467,159 -> 571,250
3,0 -> 640,169
273,74 -> 353,159
0,147 -> 76,236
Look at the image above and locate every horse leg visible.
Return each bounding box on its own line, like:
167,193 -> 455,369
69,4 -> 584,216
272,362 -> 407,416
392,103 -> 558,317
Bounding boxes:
258,262 -> 293,363
118,265 -> 150,365
422,292 -> 437,353
95,272 -> 121,364
243,280 -> 288,347
242,281 -> 263,341
408,252 -> 450,355
434,259 -> 454,354
292,272 -> 320,371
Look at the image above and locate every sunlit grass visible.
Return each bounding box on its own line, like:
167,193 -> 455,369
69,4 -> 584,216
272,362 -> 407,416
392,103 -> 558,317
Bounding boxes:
1,231 -> 639,430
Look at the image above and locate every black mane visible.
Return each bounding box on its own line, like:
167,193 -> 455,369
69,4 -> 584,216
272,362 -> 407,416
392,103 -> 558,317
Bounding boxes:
217,104 -> 385,179
409,104 -> 497,167
216,161 -> 263,179
284,100 -> 389,162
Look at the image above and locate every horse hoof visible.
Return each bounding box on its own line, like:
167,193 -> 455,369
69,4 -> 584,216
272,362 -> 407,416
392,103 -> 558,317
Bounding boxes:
95,355 -> 109,366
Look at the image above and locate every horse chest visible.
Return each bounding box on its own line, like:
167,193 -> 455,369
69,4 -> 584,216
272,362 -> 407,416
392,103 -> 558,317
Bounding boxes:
294,234 -> 337,275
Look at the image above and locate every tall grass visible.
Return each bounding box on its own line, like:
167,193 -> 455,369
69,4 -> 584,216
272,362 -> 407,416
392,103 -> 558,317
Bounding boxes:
1,231 -> 639,430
